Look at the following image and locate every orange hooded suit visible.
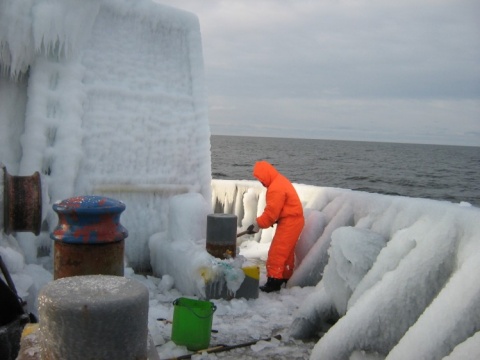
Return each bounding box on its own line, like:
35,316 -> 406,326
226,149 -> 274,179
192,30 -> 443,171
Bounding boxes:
253,161 -> 304,280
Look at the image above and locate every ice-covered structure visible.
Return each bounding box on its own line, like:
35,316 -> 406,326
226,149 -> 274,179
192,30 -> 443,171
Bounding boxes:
1,0 -> 480,359
4,177 -> 480,358
0,0 -> 211,270
212,180 -> 480,359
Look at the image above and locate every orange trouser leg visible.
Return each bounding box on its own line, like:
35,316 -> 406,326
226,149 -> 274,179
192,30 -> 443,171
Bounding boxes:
266,216 -> 304,279
283,250 -> 295,279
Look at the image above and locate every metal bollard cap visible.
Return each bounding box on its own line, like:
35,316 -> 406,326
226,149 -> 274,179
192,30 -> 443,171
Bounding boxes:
51,195 -> 128,244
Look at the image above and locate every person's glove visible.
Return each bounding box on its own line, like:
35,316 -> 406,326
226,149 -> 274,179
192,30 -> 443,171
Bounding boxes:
247,220 -> 259,234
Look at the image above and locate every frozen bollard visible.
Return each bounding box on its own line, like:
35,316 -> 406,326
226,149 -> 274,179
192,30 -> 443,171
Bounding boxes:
51,195 -> 128,279
206,213 -> 237,259
38,275 -> 149,360
1,165 -> 42,235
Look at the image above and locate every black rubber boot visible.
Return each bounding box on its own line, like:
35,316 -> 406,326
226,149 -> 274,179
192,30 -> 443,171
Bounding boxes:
259,277 -> 287,293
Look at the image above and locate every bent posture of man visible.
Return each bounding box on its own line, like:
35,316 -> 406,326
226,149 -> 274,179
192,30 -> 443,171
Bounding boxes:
250,160 -> 304,292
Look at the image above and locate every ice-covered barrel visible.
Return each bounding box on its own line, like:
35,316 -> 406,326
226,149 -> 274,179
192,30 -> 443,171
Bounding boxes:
206,213 -> 237,259
51,195 -> 128,279
38,275 -> 149,360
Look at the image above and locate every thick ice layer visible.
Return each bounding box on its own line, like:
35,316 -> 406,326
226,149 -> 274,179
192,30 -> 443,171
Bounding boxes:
0,0 -> 211,271
2,178 -> 480,359
211,179 -> 480,359
323,227 -> 386,315
386,251 -> 480,359
38,275 -> 149,360
149,193 -> 246,297
443,331 -> 480,360
295,209 -> 327,266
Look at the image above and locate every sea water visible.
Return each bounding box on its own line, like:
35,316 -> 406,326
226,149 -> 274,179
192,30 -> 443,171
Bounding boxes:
211,135 -> 480,207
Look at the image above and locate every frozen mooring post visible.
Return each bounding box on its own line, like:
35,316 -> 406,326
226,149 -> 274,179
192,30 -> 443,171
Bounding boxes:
51,195 -> 128,279
16,197 -> 151,360
205,214 -> 259,300
38,275 -> 149,360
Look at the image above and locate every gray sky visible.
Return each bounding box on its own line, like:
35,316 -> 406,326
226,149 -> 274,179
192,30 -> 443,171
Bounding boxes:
157,0 -> 480,146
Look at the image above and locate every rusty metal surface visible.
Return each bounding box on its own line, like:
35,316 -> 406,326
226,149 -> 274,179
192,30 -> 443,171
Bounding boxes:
205,242 -> 236,259
3,169 -> 42,235
54,241 -> 124,280
51,196 -> 128,244
51,196 -> 127,280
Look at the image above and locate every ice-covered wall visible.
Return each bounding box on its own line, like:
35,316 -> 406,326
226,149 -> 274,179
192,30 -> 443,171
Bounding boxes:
0,0 -> 211,270
211,179 -> 480,359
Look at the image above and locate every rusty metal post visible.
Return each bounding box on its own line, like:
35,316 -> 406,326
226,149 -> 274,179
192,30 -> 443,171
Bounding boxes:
50,195 -> 128,279
2,165 -> 42,235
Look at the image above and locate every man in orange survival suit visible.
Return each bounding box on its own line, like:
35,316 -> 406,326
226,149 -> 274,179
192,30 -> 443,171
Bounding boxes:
249,160 -> 304,293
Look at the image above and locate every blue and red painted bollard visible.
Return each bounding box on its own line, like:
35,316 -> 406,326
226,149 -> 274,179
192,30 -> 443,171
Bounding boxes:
51,195 -> 128,279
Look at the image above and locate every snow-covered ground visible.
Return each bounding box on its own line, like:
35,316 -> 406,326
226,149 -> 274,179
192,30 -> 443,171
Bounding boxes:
130,264 -> 316,359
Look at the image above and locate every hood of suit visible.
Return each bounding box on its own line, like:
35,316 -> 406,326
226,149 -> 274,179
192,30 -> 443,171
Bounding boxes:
253,161 -> 278,187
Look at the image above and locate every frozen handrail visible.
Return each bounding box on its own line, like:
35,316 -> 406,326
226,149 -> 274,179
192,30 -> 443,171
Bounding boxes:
93,184 -> 199,196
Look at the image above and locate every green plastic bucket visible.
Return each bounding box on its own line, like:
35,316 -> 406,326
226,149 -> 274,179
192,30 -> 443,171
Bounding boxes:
171,297 -> 217,351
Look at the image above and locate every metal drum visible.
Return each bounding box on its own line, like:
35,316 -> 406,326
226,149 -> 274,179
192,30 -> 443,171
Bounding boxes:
206,213 -> 237,259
